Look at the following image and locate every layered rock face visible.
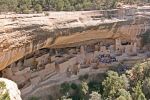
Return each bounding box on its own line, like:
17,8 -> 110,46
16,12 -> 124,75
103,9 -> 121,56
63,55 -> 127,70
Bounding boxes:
0,7 -> 150,70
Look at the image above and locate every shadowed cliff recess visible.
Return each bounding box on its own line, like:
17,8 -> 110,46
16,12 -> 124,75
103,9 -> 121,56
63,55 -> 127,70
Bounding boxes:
0,6 -> 150,70
0,5 -> 150,99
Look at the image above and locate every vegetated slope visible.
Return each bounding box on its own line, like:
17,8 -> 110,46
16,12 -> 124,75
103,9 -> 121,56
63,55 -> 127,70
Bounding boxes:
0,0 -> 149,13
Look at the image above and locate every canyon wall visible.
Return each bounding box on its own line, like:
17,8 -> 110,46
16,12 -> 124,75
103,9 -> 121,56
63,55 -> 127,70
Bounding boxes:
0,9 -> 150,70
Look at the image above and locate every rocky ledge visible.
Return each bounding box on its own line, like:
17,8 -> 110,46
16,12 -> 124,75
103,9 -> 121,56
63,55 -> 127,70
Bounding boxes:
0,6 -> 150,70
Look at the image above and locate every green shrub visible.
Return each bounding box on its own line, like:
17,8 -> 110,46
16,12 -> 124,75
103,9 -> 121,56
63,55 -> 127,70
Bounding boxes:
71,83 -> 78,90
44,12 -> 49,16
60,82 -> 70,95
34,4 -> 42,13
18,3 -> 31,14
0,81 -> 6,89
88,81 -> 103,94
0,91 -> 10,100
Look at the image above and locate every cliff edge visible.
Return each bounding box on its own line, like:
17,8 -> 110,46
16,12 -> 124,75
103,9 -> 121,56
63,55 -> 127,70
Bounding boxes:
0,7 -> 150,70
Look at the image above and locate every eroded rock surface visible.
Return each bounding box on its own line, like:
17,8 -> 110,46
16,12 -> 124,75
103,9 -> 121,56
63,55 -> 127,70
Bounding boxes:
0,6 -> 150,70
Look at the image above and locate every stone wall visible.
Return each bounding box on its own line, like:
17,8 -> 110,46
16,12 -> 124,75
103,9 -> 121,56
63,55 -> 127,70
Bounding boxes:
0,8 -> 150,70
59,56 -> 77,73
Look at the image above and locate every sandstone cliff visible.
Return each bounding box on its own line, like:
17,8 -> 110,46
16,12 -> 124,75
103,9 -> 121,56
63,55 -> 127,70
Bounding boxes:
0,9 -> 150,70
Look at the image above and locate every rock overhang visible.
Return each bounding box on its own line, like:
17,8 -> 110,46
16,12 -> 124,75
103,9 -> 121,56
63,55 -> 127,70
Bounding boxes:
0,9 -> 150,70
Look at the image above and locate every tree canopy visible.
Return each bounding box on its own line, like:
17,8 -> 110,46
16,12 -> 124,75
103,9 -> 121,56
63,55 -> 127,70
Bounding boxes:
102,71 -> 129,99
60,60 -> 150,100
0,0 -> 149,13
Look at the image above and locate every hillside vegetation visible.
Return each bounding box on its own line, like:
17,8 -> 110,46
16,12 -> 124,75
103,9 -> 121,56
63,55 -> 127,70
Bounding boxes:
59,60 -> 150,100
0,0 -> 150,14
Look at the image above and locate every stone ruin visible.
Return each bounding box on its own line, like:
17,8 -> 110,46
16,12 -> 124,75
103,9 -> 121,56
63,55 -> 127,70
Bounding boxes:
0,5 -> 150,98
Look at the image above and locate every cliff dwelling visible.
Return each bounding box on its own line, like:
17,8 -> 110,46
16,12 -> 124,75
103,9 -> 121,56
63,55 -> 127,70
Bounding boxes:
0,5 -> 150,99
